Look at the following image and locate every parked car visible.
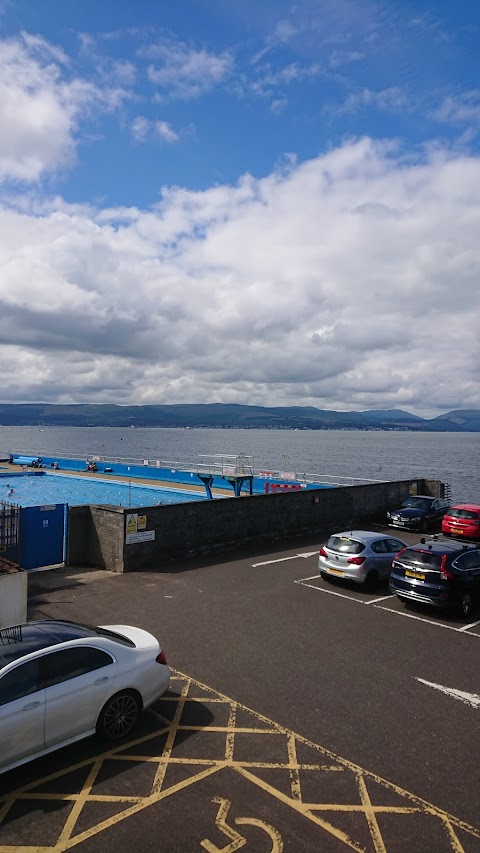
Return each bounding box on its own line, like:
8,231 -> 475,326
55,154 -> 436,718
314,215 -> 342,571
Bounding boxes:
318,531 -> 406,588
0,620 -> 170,775
389,538 -> 480,618
386,495 -> 450,532
441,504 -> 480,540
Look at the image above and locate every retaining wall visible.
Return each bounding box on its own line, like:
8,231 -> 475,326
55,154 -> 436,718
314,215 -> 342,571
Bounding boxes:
67,477 -> 444,572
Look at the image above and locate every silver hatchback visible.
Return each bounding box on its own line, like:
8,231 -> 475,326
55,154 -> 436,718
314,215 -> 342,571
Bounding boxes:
318,530 -> 406,588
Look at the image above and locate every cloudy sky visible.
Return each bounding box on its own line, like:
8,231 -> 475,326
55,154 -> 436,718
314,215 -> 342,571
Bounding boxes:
0,0 -> 479,417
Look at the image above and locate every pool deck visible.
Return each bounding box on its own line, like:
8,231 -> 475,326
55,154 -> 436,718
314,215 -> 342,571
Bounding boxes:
0,462 -> 236,498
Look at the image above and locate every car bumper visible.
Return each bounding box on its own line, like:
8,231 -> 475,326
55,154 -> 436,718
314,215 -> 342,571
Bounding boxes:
389,582 -> 455,609
318,559 -> 367,584
387,519 -> 423,531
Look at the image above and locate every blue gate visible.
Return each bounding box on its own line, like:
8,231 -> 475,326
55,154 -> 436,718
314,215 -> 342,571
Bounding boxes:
20,504 -> 67,570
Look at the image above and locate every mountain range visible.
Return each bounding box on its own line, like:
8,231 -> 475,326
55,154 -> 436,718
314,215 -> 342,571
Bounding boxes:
0,404 -> 479,431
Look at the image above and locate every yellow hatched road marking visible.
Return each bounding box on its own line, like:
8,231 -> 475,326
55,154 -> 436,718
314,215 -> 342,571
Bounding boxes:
0,669 -> 478,853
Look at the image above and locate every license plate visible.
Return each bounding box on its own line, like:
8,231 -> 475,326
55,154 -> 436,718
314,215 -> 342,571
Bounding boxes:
329,568 -> 344,575
406,570 -> 425,580
450,527 -> 463,534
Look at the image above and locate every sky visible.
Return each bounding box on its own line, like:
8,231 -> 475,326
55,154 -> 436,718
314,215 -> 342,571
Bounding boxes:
0,0 -> 479,417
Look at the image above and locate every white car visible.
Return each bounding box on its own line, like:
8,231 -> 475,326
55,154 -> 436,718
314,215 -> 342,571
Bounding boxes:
0,620 -> 170,775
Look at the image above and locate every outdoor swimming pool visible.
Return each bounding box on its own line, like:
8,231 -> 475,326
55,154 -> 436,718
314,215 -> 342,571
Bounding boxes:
0,472 -> 208,508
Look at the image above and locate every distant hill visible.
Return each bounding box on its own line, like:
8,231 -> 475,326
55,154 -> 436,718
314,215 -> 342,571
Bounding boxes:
431,410 -> 480,432
0,403 -> 478,431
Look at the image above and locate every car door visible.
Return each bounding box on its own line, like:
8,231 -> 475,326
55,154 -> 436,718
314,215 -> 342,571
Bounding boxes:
452,550 -> 480,603
384,539 -> 407,580
39,646 -> 117,748
369,539 -> 392,578
0,659 -> 46,770
431,499 -> 447,524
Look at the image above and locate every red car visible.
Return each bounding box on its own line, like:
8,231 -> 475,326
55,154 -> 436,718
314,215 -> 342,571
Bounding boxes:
441,504 -> 480,540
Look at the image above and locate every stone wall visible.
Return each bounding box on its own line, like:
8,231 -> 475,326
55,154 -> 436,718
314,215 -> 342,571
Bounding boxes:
67,477 -> 444,572
67,505 -> 124,572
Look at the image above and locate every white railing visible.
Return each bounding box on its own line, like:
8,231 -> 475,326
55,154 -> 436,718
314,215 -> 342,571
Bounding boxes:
197,454 -> 255,477
8,449 -> 384,486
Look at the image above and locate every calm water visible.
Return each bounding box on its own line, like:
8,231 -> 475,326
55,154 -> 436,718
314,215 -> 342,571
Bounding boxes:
0,471 -> 206,509
0,427 -> 478,503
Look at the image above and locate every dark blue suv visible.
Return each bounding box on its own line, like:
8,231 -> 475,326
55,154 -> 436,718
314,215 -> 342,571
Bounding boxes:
389,537 -> 480,618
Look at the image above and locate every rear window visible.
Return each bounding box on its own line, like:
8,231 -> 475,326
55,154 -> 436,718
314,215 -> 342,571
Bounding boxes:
448,509 -> 479,520
326,536 -> 366,554
395,548 -> 442,569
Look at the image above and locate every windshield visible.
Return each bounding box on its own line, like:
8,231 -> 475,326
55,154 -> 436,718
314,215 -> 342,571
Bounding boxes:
401,497 -> 432,510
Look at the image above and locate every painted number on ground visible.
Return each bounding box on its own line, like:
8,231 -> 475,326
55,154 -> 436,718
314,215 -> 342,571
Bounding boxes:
201,797 -> 283,852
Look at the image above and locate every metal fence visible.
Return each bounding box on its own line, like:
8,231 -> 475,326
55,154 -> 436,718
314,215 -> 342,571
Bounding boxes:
8,449 -> 385,487
0,500 -> 20,569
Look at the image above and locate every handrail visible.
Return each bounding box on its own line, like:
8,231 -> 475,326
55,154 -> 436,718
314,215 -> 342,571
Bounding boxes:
7,449 -> 385,486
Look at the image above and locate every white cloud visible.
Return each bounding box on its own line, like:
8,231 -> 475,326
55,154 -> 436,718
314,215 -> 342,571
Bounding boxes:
0,138 -> 479,413
155,121 -> 178,143
0,33 -> 130,183
337,86 -> 409,114
145,39 -> 233,100
432,91 -> 480,124
131,116 -> 150,142
131,116 -> 179,143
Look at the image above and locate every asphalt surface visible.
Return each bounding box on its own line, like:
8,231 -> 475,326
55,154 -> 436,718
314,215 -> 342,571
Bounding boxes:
1,526 -> 479,852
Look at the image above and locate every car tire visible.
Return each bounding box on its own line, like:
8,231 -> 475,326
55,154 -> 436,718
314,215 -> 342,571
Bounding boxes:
96,690 -> 141,741
459,591 -> 474,620
320,571 -> 330,582
364,570 -> 379,591
421,518 -> 428,533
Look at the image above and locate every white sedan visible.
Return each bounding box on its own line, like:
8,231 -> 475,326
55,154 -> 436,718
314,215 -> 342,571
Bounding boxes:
0,620 -> 170,775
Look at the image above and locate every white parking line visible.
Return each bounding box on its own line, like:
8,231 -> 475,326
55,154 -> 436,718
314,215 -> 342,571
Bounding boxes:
295,579 -> 366,603
252,551 -> 318,567
458,617 -> 480,632
373,604 -> 479,635
295,576 -> 480,637
365,594 -> 392,605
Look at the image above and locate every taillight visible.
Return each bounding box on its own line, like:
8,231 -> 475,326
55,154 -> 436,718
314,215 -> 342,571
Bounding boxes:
439,555 -> 453,581
156,651 -> 168,665
319,548 -> 327,557
347,556 -> 366,565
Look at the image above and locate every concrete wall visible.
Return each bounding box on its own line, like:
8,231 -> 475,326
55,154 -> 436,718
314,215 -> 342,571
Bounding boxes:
67,505 -> 124,572
67,477 -> 444,572
0,571 -> 27,628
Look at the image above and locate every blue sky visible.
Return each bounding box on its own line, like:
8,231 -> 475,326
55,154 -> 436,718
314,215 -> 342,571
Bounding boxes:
0,0 -> 479,415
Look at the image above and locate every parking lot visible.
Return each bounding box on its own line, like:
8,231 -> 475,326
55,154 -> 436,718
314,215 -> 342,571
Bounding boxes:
1,526 -> 479,852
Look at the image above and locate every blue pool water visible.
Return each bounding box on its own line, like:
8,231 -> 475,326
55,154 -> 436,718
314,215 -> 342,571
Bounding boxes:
0,472 -> 208,508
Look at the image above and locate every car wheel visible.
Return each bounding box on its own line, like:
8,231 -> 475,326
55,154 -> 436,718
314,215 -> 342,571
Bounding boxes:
421,518 -> 428,533
320,571 -> 330,582
96,690 -> 141,741
364,570 -> 379,591
459,591 -> 474,620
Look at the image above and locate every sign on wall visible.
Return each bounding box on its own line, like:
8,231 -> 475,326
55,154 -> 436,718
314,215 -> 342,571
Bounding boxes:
126,530 -> 155,544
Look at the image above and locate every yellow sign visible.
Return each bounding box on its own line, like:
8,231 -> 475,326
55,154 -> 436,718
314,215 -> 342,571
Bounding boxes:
138,515 -> 146,530
126,513 -> 138,534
